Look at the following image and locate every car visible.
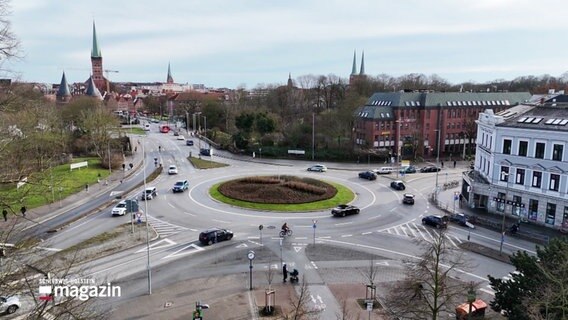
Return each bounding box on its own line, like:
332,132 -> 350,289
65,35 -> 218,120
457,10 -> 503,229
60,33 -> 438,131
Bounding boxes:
358,171 -> 377,180
186,139 -> 194,146
173,131 -> 179,136
141,187 -> 157,200
199,228 -> 234,245
399,166 -> 417,174
176,134 -> 185,140
402,193 -> 415,205
200,148 -> 212,156
420,165 -> 441,173
0,296 -> 20,314
172,180 -> 189,193
422,215 -> 448,229
331,204 -> 360,217
372,167 -> 394,175
449,213 -> 475,228
168,165 -> 178,175
307,164 -> 327,172
390,180 -> 406,190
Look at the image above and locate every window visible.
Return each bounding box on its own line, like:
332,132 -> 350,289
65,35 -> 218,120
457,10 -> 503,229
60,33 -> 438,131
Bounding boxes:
513,195 -> 522,216
535,142 -> 545,159
518,141 -> 528,156
532,171 -> 542,188
550,174 -> 560,191
500,167 -> 509,181
497,192 -> 506,212
528,199 -> 538,221
516,169 -> 525,185
503,139 -> 512,154
546,203 -> 556,225
563,206 -> 568,229
553,144 -> 564,161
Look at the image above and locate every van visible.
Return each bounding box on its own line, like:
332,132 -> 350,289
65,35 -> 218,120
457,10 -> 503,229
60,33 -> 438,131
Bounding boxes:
141,187 -> 157,200
373,167 -> 394,175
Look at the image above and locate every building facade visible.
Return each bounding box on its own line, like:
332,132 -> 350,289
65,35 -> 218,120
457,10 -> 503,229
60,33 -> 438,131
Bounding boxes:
464,97 -> 568,230
354,91 -> 531,160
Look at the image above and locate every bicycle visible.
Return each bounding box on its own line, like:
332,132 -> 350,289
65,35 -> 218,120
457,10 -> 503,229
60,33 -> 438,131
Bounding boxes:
279,229 -> 293,237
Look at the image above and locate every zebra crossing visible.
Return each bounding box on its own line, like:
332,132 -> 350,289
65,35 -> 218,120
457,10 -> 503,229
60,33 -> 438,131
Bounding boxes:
377,221 -> 463,248
144,215 -> 191,237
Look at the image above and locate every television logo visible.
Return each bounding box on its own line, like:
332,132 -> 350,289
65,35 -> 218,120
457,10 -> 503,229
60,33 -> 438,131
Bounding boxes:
39,286 -> 53,301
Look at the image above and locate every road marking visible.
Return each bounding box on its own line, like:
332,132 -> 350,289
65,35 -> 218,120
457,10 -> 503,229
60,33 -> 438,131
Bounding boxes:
310,261 -> 318,269
444,234 -> 458,248
389,207 -> 397,212
334,222 -> 353,226
367,215 -> 381,220
375,261 -> 389,266
36,247 -> 61,252
318,236 -> 331,239
294,247 -> 302,252
480,288 -> 495,296
295,237 -> 307,240
236,243 -> 248,248
183,211 -> 195,216
361,231 -> 372,235
167,203 -> 175,208
162,243 -> 203,259
136,238 -> 176,253
212,219 -> 230,224
341,234 -> 352,238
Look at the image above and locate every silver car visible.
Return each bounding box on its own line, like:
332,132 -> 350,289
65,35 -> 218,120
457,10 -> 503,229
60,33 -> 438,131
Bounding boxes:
0,296 -> 20,314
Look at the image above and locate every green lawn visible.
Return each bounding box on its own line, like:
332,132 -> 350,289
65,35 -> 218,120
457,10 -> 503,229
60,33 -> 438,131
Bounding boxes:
0,157 -> 111,210
126,127 -> 146,135
188,157 -> 229,169
209,181 -> 355,212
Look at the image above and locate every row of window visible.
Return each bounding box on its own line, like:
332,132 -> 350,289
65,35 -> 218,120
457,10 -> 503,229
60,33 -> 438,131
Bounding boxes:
497,196 -> 568,226
502,139 -> 564,161
500,166 -> 562,191
446,100 -> 511,107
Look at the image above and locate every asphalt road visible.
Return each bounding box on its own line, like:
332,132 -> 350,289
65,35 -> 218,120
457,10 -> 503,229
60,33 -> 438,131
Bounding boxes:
25,127 -> 532,317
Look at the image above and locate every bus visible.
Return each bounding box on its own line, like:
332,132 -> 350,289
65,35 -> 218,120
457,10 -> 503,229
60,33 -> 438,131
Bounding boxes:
159,125 -> 170,133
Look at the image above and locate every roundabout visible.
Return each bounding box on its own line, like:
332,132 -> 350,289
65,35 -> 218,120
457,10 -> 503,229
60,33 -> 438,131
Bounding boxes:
210,175 -> 355,211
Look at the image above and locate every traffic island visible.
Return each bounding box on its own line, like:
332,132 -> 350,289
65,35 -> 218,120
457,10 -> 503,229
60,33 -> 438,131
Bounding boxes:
459,242 -> 511,264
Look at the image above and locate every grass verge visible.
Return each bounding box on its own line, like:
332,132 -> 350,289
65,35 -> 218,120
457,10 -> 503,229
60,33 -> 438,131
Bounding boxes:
209,180 -> 355,211
188,157 -> 229,169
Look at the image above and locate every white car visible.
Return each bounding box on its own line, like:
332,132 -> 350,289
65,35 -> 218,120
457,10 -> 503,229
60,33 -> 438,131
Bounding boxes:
112,201 -> 128,216
307,164 -> 327,172
168,165 -> 178,175
0,296 -> 20,314
176,134 -> 185,140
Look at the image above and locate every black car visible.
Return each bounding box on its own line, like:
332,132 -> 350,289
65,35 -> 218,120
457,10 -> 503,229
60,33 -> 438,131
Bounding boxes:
420,166 -> 441,173
358,171 -> 377,181
421,215 -> 448,229
199,228 -> 234,245
331,204 -> 360,217
449,213 -> 475,228
200,148 -> 212,156
402,193 -> 415,205
186,139 -> 194,146
390,180 -> 406,190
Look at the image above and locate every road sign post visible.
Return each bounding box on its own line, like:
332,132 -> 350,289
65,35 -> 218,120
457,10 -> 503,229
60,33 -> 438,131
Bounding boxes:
259,225 -> 263,245
312,220 -> 317,245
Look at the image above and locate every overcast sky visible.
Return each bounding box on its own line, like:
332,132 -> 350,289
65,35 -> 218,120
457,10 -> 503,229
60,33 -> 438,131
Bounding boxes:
6,0 -> 568,89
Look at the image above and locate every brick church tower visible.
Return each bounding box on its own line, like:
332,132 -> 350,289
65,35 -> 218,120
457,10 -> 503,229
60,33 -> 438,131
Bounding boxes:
90,21 -> 107,93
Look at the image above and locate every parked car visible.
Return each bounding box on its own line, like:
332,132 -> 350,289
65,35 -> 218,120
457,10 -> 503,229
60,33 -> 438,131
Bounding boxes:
0,296 -> 20,314
168,165 -> 178,175
307,164 -> 327,172
199,228 -> 234,245
172,180 -> 189,193
331,204 -> 360,217
422,215 -> 448,229
420,166 -> 441,173
399,166 -> 417,174
186,139 -> 194,146
358,171 -> 377,180
141,187 -> 157,200
402,193 -> 415,205
373,167 -> 394,175
390,180 -> 406,190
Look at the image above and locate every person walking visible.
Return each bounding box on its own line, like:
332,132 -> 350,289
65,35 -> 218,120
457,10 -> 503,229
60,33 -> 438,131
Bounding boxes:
453,160 -> 457,168
2,209 -> 7,222
441,161 -> 444,168
283,263 -> 288,282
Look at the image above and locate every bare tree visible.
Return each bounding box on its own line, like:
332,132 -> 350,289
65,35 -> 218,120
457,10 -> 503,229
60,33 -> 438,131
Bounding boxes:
284,275 -> 319,320
384,229 -> 472,319
0,0 -> 21,74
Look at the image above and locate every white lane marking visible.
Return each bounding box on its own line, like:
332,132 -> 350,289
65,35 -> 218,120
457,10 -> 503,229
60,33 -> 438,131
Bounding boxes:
211,219 -> 230,224
135,238 -> 176,253
36,247 -> 62,252
389,207 -> 397,212
361,232 -> 372,235
407,223 -> 418,238
310,261 -> 318,269
168,203 -> 175,208
341,234 -> 352,238
318,236 -> 331,239
183,211 -> 196,216
444,234 -> 458,248
480,288 -> 495,296
162,243 -> 204,259
334,222 -> 353,226
294,247 -> 302,252
295,237 -> 308,240
367,215 -> 381,220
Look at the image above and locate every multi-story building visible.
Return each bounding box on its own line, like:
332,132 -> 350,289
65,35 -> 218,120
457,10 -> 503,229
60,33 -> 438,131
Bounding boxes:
463,96 -> 568,230
354,91 -> 531,160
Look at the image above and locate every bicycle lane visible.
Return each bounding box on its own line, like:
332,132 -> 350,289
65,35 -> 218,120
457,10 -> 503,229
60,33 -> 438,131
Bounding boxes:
280,239 -> 341,318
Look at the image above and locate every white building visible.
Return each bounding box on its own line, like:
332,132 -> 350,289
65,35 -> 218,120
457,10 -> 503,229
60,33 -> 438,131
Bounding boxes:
463,97 -> 568,230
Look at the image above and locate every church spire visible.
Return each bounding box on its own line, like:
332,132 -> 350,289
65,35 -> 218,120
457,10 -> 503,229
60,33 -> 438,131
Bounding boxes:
91,21 -> 101,58
359,51 -> 365,75
167,62 -> 174,84
56,71 -> 71,102
86,75 -> 102,100
351,50 -> 357,75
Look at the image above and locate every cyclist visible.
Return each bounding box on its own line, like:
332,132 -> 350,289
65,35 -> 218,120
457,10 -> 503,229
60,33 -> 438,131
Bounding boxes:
158,145 -> 162,152
281,222 -> 289,234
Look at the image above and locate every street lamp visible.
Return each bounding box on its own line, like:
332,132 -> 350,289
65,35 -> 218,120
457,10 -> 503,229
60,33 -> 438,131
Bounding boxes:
434,129 -> 442,201
142,140 -> 152,294
499,171 -> 510,254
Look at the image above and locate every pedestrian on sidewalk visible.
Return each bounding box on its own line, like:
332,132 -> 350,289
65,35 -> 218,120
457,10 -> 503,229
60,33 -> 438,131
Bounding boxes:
2,209 -> 7,221
85,184 -> 89,192
453,160 -> 457,168
283,263 -> 288,282
20,206 -> 26,217
441,161 -> 444,168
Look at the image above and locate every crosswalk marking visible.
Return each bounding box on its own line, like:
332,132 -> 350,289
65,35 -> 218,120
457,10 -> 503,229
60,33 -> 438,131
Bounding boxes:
378,221 -> 463,248
142,215 -> 191,237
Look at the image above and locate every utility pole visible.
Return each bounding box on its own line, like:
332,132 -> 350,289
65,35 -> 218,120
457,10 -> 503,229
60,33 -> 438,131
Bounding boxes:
312,113 -> 315,160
